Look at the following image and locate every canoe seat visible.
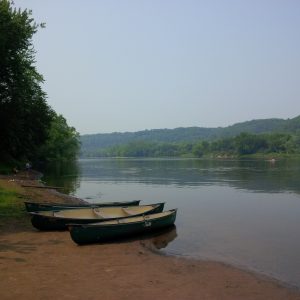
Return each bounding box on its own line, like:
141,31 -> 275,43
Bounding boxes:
53,212 -> 64,218
93,209 -> 116,219
117,218 -> 127,224
122,208 -> 138,216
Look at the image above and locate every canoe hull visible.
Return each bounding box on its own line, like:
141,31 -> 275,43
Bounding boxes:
69,209 -> 177,245
30,203 -> 165,231
25,200 -> 141,212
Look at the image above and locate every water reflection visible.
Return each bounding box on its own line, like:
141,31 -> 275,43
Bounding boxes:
140,225 -> 177,251
79,158 -> 300,194
42,160 -> 81,195
149,225 -> 177,250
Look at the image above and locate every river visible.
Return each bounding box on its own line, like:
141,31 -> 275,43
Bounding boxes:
44,158 -> 300,288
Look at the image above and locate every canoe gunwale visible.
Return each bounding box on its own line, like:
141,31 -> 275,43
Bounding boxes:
68,209 -> 178,245
67,209 -> 178,228
29,203 -> 166,231
29,203 -> 165,220
24,200 -> 142,212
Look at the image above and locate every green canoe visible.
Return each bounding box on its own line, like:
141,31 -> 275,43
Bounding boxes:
24,200 -> 141,212
68,209 -> 177,245
30,203 -> 165,231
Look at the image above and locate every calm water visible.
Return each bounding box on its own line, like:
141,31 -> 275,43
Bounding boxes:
44,158 -> 300,288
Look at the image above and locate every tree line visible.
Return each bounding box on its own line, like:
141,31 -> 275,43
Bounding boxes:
0,1 -> 80,167
81,132 -> 300,158
80,116 -> 300,153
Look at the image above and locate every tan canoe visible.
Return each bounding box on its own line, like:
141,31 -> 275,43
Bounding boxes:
30,203 -> 165,230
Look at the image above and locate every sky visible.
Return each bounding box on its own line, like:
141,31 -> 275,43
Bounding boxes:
14,0 -> 300,134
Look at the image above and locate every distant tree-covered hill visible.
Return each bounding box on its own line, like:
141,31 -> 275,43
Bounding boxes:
80,116 -> 300,156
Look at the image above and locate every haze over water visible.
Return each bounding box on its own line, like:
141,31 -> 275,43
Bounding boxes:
45,158 -> 300,288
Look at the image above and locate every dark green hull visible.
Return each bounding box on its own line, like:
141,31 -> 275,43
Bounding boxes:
30,203 -> 165,231
24,200 -> 141,212
68,209 -> 177,245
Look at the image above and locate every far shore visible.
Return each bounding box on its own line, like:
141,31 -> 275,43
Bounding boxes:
79,153 -> 300,160
0,172 -> 300,300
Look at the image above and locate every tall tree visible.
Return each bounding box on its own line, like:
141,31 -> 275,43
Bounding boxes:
38,113 -> 80,162
0,0 -> 52,161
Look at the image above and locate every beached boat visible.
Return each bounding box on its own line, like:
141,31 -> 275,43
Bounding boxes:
30,203 -> 165,231
24,200 -> 141,212
68,209 -> 177,245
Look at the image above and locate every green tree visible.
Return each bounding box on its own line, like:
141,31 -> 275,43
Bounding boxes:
266,133 -> 291,153
38,114 -> 80,161
285,134 -> 300,154
235,133 -> 268,155
0,0 -> 52,161
192,142 -> 204,157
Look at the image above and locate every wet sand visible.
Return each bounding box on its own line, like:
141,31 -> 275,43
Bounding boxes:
0,176 -> 300,300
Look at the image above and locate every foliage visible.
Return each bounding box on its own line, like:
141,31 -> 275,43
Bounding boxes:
234,133 -> 268,155
80,116 -> 300,155
0,1 -> 79,165
38,113 -> 80,161
0,0 -> 53,161
81,132 -> 300,158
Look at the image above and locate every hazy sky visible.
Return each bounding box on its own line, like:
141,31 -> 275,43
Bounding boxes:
15,0 -> 300,134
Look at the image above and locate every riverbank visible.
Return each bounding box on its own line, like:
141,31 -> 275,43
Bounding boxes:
0,174 -> 300,299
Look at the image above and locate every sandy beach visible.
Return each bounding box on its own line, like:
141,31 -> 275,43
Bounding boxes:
0,175 -> 300,300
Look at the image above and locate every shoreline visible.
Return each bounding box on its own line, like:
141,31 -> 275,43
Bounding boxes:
0,173 -> 300,299
78,153 -> 300,160
147,241 -> 300,293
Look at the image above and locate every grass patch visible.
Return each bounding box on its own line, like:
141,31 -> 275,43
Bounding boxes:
0,181 -> 29,230
0,188 -> 24,218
